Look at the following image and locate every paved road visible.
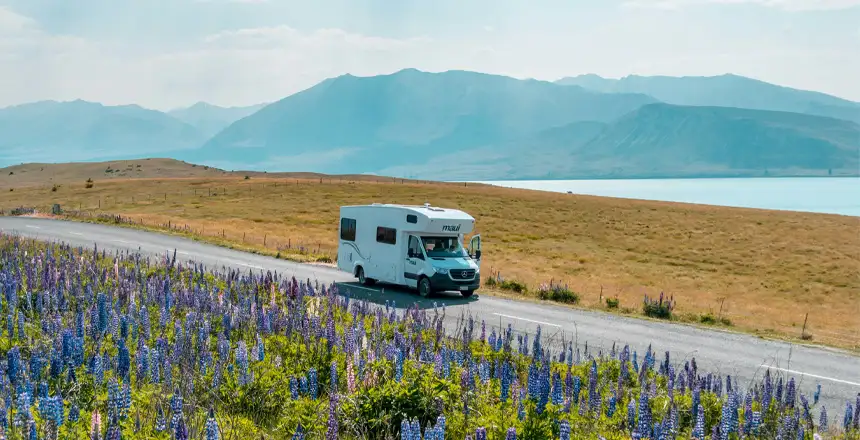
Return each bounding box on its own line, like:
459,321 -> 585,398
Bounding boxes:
1,217 -> 857,413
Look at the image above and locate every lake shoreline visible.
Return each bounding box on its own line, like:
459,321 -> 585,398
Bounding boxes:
457,174 -> 858,183
469,176 -> 860,217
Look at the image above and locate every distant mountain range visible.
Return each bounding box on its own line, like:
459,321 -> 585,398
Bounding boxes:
1,69 -> 857,179
167,102 -> 268,138
0,100 -> 206,165
555,73 -> 860,125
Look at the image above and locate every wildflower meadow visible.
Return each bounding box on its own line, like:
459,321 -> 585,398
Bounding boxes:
0,233 -> 857,439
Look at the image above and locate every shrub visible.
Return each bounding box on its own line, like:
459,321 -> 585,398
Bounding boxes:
499,279 -> 528,293
606,297 -> 620,309
536,280 -> 579,304
484,271 -> 528,293
643,292 -> 675,319
699,313 -> 732,326
51,184 -> 58,192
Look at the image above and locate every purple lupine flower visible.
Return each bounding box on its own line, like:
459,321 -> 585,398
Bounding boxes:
475,427 -> 488,440
235,341 -> 250,385
637,385 -> 652,437
326,392 -> 338,440
627,398 -> 637,431
819,406 -> 828,432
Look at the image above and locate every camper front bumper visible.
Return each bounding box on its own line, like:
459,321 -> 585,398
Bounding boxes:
429,272 -> 480,292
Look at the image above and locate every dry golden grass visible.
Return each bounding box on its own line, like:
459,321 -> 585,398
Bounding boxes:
2,166 -> 858,350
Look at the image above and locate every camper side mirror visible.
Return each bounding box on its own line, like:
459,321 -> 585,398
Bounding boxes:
407,249 -> 415,258
475,249 -> 482,260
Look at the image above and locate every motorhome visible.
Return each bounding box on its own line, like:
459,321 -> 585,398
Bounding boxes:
337,203 -> 482,297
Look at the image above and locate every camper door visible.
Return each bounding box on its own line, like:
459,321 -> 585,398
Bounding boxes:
404,235 -> 424,289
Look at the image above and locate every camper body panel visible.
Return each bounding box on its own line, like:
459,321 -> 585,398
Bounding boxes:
337,204 -> 481,294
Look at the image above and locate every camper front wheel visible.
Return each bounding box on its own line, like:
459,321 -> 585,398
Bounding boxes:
418,277 -> 432,298
356,267 -> 375,286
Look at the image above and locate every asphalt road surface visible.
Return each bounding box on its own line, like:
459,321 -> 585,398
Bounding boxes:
1,216 -> 857,414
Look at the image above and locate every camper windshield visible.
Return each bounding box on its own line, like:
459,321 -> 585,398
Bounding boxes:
420,236 -> 468,258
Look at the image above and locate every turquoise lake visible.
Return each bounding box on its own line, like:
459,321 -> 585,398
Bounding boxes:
473,177 -> 860,217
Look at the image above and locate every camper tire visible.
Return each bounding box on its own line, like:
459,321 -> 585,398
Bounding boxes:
356,266 -> 375,286
418,277 -> 432,298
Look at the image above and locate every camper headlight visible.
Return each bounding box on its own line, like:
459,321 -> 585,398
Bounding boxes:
435,267 -> 449,275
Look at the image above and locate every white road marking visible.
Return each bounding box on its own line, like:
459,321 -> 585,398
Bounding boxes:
230,260 -> 264,270
176,251 -> 190,255
759,365 -> 860,387
344,284 -> 380,292
112,239 -> 133,244
25,225 -> 40,229
492,312 -> 562,328
69,232 -> 83,236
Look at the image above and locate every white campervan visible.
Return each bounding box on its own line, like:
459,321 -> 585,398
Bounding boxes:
337,203 -> 482,297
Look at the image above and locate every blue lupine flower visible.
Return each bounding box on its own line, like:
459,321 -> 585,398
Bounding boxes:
559,420 -> 571,440
692,405 -> 706,440
607,396 -> 617,418
205,408 -> 220,440
309,368 -> 318,400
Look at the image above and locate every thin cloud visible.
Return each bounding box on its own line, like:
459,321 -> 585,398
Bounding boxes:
622,0 -> 860,10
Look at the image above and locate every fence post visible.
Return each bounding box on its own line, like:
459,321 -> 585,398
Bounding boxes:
801,313 -> 809,340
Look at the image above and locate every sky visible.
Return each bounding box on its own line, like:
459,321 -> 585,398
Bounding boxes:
0,0 -> 858,110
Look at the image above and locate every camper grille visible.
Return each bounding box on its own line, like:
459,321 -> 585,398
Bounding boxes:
450,269 -> 476,280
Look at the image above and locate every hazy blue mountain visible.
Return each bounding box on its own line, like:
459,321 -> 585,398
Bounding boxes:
185,68 -> 657,172
560,103 -> 860,178
0,100 -> 206,167
555,73 -> 860,124
379,104 -> 859,180
168,101 -> 268,137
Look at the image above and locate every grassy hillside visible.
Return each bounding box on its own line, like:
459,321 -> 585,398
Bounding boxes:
0,158 -> 419,187
556,73 -> 860,124
1,170 -> 857,350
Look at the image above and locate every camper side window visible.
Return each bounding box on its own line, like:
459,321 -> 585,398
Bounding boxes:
406,214 -> 418,224
340,218 -> 356,241
376,226 -> 396,245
